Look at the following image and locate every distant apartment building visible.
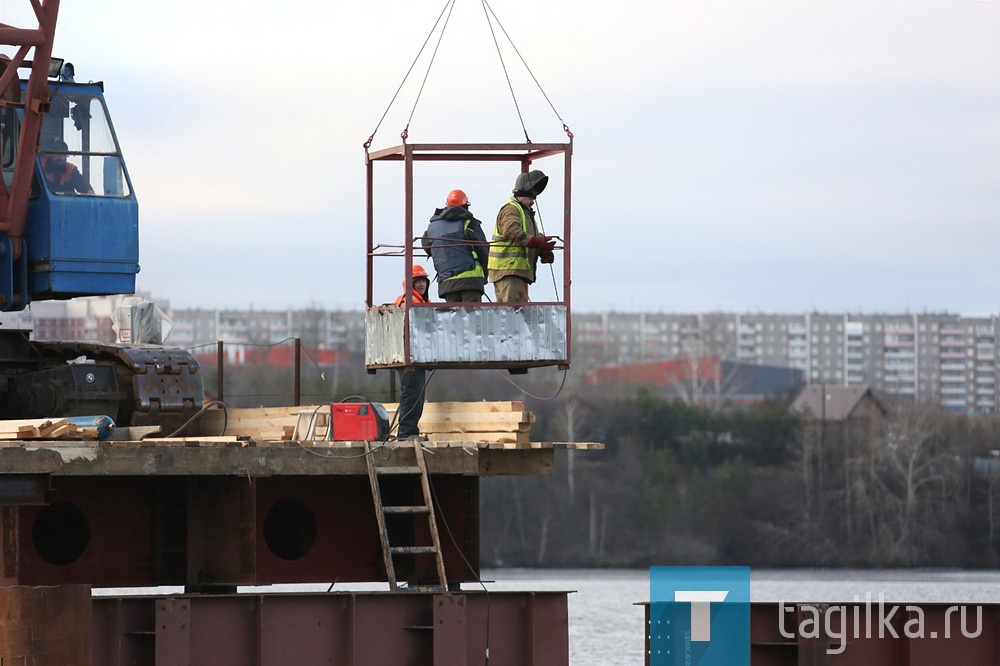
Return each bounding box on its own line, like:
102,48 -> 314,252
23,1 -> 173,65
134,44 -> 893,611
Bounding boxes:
574,312 -> 1000,414
0,297 -> 124,343
6,297 -> 1000,414
168,307 -> 368,361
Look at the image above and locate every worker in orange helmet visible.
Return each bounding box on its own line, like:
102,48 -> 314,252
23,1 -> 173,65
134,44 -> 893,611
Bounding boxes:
394,264 -> 430,305
488,170 -> 554,303
421,189 -> 489,302
393,264 -> 430,439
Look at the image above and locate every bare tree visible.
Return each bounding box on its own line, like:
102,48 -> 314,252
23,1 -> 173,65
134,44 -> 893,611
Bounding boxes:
863,405 -> 959,564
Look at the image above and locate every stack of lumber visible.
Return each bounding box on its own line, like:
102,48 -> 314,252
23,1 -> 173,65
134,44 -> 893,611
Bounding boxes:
0,418 -> 101,441
191,402 -> 536,446
383,401 -> 534,446
193,405 -> 308,441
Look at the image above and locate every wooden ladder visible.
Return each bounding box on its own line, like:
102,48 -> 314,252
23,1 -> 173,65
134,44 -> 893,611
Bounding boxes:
365,439 -> 447,592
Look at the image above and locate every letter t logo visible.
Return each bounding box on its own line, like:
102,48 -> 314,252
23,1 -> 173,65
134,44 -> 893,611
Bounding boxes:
674,590 -> 730,641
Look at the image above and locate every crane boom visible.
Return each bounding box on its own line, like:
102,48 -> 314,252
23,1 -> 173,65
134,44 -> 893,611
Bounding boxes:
0,0 -> 60,282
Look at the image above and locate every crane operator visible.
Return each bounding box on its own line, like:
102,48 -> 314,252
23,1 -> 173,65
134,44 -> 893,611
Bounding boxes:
40,139 -> 94,195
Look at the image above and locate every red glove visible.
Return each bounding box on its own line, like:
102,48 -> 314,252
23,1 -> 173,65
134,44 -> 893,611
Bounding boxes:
540,250 -> 555,264
526,236 -> 556,251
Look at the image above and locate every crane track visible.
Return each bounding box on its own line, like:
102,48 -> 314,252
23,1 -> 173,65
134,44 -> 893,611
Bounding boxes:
33,341 -> 205,431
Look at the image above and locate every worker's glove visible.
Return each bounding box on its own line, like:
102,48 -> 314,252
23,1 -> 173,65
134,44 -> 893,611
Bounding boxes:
540,250 -> 555,264
526,236 -> 556,252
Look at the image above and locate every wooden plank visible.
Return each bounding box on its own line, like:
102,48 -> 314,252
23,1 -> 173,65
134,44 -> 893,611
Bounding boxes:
415,412 -> 533,426
0,418 -> 58,430
37,420 -> 68,437
45,424 -> 74,439
383,401 -> 525,414
425,431 -> 528,445
415,416 -> 532,433
151,437 -> 242,445
0,418 -> 73,440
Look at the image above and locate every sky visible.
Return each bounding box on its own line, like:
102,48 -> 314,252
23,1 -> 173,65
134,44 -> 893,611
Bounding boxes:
7,0 -> 1000,315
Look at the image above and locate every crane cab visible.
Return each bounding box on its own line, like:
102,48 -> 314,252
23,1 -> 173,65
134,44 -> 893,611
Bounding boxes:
2,79 -> 138,308
364,142 -> 572,372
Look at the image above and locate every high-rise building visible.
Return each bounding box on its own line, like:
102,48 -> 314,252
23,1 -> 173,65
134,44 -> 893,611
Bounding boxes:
6,297 -> 999,414
573,312 -> 1000,414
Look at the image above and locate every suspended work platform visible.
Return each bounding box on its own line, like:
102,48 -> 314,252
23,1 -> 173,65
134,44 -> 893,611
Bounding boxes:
364,142 -> 573,371
365,302 -> 567,370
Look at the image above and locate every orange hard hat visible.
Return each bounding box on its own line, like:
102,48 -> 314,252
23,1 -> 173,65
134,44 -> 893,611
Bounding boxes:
412,264 -> 428,278
445,189 -> 469,207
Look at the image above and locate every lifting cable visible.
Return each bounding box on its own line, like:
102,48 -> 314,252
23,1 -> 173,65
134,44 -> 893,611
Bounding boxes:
480,0 -> 573,141
480,0 -> 529,142
530,199 -> 562,301
364,0 -> 457,149
364,0 -> 573,150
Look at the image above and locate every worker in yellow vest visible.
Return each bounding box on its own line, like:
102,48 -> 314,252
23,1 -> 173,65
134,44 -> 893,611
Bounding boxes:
487,170 -> 555,303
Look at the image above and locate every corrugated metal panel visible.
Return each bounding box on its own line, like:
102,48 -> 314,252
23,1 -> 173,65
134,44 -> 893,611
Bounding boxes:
366,305 -> 568,367
365,307 -> 407,365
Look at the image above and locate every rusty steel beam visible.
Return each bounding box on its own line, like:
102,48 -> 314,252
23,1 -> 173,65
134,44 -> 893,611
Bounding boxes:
562,138 -> 573,368
3,474 -> 482,589
93,590 -> 568,666
366,142 -> 567,161
0,585 -> 91,663
370,153 -> 559,162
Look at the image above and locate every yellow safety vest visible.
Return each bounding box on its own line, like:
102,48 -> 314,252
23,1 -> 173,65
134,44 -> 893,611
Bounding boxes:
488,199 -> 531,272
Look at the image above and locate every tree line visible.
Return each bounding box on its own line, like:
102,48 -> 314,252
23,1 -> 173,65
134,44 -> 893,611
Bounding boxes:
208,355 -> 1000,568
482,382 -> 1000,569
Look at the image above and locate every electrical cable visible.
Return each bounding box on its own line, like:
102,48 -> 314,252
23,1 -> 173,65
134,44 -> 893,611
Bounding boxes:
293,368 -> 435,460
164,400 -> 228,438
392,368 -> 436,439
427,468 -> 491,665
493,366 -> 569,401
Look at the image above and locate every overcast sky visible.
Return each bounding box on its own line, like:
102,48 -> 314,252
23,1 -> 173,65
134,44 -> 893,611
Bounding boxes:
15,0 -> 1000,315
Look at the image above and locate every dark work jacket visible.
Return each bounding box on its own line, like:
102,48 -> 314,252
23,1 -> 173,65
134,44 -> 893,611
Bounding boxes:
422,205 -> 489,297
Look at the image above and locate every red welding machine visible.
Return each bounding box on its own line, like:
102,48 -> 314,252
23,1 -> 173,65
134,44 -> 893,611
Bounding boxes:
330,402 -> 390,441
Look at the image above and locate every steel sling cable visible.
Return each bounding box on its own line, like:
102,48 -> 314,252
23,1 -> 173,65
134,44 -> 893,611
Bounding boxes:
479,0 -> 569,299
403,1 -> 459,140
532,198 -> 562,301
363,0 -> 457,149
479,0 -> 530,142
481,0 -> 574,139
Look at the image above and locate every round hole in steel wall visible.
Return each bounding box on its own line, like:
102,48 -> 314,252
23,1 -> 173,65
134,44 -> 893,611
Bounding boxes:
263,498 -> 317,561
32,501 -> 89,566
